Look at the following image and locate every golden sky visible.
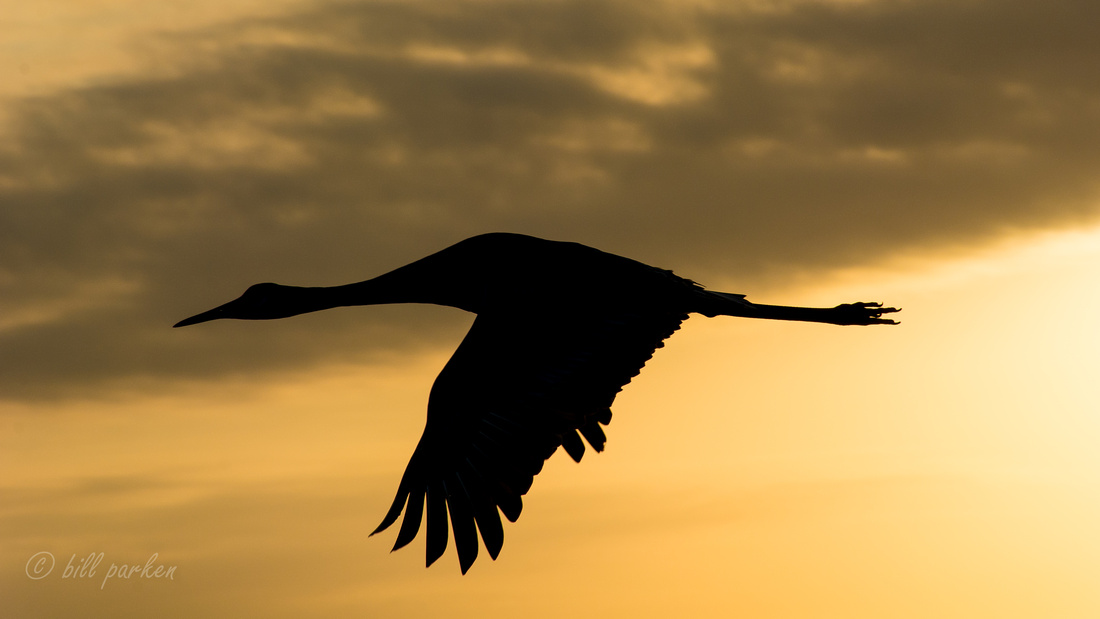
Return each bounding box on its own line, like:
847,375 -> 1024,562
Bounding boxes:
3,0 -> 1100,617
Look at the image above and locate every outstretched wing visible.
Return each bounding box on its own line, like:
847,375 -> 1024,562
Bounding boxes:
370,307 -> 688,573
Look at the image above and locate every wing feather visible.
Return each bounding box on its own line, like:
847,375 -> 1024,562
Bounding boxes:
560,429 -> 586,462
445,474 -> 479,574
425,481 -> 448,567
372,307 -> 687,572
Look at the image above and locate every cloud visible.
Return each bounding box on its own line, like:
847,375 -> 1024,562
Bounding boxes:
3,0 -> 1099,400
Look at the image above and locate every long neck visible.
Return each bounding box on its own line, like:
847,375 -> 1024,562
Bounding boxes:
312,257 -> 476,313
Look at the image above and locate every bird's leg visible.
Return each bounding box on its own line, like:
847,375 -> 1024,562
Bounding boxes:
707,292 -> 900,325
754,301 -> 900,325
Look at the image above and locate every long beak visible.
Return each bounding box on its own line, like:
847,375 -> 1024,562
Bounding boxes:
173,300 -> 237,328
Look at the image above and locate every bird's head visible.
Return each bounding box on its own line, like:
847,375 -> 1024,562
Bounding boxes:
173,283 -> 310,327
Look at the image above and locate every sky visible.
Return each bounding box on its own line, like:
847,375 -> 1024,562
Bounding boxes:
2,0 -> 1100,616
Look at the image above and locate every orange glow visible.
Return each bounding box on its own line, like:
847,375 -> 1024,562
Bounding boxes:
5,0 -> 1100,614
5,225 -> 1100,617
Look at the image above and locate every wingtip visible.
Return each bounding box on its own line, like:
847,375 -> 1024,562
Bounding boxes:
485,542 -> 502,562
369,518 -> 392,538
458,551 -> 477,575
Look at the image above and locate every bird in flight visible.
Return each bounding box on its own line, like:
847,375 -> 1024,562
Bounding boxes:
174,232 -> 899,573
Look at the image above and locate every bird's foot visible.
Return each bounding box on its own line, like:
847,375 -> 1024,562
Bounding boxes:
832,302 -> 900,325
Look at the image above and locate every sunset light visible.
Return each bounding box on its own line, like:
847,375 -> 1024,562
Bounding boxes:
4,1 -> 1100,617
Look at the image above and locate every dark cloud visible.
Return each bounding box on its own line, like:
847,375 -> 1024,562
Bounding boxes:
3,0 -> 1099,400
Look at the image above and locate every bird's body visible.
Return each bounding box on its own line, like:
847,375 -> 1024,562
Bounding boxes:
175,232 -> 898,573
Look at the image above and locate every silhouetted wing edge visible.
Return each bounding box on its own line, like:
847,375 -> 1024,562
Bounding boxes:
372,309 -> 687,573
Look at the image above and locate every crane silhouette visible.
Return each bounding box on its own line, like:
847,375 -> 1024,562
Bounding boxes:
174,232 -> 899,573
